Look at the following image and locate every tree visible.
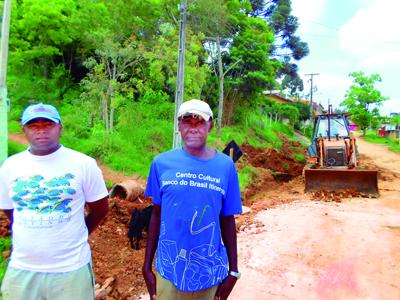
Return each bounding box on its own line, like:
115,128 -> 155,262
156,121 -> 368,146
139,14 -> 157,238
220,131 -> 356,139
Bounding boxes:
273,103 -> 299,124
249,0 -> 308,94
390,115 -> 400,130
188,0 -> 239,136
81,36 -> 145,133
289,100 -> 309,123
340,71 -> 388,136
228,16 -> 279,96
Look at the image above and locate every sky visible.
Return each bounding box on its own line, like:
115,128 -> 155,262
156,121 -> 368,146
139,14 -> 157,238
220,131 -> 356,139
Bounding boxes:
291,0 -> 400,116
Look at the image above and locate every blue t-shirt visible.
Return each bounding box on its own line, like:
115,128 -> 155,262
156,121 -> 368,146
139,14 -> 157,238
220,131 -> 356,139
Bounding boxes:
145,148 -> 242,292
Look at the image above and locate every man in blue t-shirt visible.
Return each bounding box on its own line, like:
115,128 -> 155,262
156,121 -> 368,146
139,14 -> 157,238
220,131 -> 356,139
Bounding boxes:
142,99 -> 242,300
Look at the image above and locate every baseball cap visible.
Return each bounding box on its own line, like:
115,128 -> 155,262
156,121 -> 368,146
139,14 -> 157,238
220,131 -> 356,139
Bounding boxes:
177,99 -> 213,121
21,103 -> 62,126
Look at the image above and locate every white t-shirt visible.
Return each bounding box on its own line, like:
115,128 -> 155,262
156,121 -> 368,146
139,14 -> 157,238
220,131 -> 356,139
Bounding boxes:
0,146 -> 109,272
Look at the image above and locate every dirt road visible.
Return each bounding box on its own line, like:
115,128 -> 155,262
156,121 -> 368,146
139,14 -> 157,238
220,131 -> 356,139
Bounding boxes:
230,136 -> 400,300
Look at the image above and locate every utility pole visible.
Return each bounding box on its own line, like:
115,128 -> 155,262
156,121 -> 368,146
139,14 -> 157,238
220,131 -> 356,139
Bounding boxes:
0,0 -> 11,166
305,73 -> 319,124
172,0 -> 187,148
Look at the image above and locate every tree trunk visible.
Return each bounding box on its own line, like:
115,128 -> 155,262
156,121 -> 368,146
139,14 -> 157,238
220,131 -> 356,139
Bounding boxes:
103,93 -> 109,134
110,105 -> 114,132
109,85 -> 114,132
216,36 -> 224,136
89,112 -> 94,128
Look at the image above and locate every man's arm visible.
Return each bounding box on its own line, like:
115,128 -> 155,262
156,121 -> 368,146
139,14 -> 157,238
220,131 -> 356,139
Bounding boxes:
85,196 -> 109,235
216,214 -> 239,300
142,204 -> 161,300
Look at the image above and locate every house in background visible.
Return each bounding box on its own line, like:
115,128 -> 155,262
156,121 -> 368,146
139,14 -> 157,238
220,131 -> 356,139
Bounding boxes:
378,113 -> 399,138
263,91 -> 326,115
263,92 -> 293,105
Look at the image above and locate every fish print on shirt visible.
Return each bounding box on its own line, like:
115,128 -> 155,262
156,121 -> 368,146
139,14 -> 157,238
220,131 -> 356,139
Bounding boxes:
11,173 -> 77,228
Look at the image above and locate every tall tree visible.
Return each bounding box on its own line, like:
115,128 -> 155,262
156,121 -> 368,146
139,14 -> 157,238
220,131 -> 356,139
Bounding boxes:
340,71 -> 388,136
9,0 -> 78,76
189,0 -> 241,135
250,0 -> 309,94
228,16 -> 279,97
81,37 -> 144,133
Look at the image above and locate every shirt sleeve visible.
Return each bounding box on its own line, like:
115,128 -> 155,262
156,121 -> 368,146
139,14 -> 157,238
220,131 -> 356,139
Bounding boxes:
0,161 -> 14,209
144,160 -> 162,205
221,161 -> 242,216
82,158 -> 109,203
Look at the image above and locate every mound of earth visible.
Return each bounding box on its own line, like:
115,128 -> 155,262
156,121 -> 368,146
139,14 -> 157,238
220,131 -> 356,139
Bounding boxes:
239,139 -> 306,204
90,194 -> 152,299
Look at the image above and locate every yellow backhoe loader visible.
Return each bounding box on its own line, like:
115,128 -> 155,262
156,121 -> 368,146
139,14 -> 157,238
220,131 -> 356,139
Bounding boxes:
304,106 -> 378,195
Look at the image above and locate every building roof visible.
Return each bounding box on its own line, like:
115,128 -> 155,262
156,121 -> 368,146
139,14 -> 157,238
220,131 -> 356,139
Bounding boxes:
263,92 -> 293,104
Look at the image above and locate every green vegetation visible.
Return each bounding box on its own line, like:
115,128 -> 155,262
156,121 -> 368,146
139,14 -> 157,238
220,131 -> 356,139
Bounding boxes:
3,0 -> 311,184
362,131 -> 400,153
8,107 -> 299,191
340,71 -> 388,136
0,237 -> 11,282
293,153 -> 306,162
237,165 -> 258,190
8,140 -> 27,156
5,0 -> 308,139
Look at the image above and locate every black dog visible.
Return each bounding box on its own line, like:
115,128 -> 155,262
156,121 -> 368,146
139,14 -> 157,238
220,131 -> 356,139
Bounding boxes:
128,205 -> 153,250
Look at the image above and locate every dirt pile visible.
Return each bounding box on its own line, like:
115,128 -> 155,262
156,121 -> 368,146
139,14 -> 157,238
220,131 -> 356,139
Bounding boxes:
311,190 -> 376,203
239,139 -> 305,203
0,216 -> 11,238
90,193 -> 152,299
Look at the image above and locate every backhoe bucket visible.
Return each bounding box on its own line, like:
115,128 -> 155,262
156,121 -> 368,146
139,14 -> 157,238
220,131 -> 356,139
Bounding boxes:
304,168 -> 378,195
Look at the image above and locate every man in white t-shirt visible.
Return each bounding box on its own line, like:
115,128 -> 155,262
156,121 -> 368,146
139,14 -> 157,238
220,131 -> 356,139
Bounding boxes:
0,103 -> 109,300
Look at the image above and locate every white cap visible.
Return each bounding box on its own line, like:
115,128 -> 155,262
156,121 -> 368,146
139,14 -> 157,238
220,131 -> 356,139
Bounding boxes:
177,99 -> 213,121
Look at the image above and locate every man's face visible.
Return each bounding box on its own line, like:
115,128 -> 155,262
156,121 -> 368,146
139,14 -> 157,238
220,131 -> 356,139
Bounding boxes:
178,114 -> 213,149
23,118 -> 63,155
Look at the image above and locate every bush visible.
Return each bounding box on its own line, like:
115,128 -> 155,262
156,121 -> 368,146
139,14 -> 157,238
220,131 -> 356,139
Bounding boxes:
238,165 -> 257,190
0,237 -> 11,281
8,140 -> 27,156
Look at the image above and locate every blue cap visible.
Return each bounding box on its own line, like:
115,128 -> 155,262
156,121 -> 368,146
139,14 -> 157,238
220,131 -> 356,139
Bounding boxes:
21,103 -> 62,126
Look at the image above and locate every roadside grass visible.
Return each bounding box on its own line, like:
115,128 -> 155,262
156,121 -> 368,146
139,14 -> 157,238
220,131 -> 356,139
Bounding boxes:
8,140 -> 27,156
208,121 -> 291,152
238,165 -> 258,190
293,153 -> 306,162
362,130 -> 400,153
8,120 -> 21,133
0,237 -> 11,284
7,106 -> 305,192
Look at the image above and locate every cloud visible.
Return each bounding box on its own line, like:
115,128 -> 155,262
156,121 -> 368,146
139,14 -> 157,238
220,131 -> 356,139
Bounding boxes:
299,72 -> 352,109
292,0 -> 399,115
339,0 -> 400,58
291,0 -> 326,35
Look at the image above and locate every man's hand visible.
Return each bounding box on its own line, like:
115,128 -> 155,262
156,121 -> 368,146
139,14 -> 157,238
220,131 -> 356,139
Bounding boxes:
215,274 -> 238,300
